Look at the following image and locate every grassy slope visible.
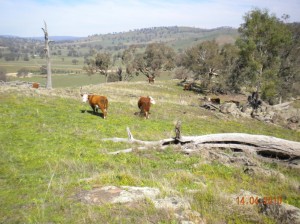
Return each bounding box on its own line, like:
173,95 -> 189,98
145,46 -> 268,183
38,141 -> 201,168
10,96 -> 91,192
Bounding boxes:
0,80 -> 299,223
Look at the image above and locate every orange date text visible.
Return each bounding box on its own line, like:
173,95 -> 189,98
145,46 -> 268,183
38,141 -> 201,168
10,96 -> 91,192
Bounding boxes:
236,196 -> 282,205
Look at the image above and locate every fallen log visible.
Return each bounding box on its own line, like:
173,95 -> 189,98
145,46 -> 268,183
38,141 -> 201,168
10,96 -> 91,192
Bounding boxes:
180,133 -> 300,160
103,127 -> 300,164
272,101 -> 292,111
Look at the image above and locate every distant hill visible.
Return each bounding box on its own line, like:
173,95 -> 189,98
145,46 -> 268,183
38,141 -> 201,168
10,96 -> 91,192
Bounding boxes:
0,26 -> 239,69
79,26 -> 239,51
0,35 -> 83,42
0,26 -> 238,52
28,36 -> 84,42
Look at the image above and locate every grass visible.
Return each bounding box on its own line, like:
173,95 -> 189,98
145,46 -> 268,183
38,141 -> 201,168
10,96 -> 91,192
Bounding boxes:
7,70 -> 174,88
0,80 -> 299,223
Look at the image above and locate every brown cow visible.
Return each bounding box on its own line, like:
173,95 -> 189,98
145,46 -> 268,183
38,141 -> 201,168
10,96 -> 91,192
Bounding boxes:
32,82 -> 39,89
148,77 -> 155,84
183,83 -> 193,91
138,96 -> 156,119
209,97 -> 221,104
81,94 -> 108,119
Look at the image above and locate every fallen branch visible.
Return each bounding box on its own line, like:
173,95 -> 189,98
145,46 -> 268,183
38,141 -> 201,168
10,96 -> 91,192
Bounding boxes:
180,133 -> 300,160
102,126 -> 176,146
103,127 -> 300,163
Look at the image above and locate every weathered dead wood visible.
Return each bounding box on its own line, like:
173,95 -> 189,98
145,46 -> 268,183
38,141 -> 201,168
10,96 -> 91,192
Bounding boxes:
42,21 -> 52,89
201,103 -> 220,111
102,137 -> 175,146
180,133 -> 300,160
103,128 -> 300,162
272,101 -> 292,111
175,120 -> 182,141
108,148 -> 134,155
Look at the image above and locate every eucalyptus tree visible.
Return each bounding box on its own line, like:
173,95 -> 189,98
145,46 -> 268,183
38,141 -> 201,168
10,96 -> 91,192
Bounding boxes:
181,40 -> 237,93
122,43 -> 176,80
83,52 -> 112,82
278,22 -> 300,100
235,8 -> 292,102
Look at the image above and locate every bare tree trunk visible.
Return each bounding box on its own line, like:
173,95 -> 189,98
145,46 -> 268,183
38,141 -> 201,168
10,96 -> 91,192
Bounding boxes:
42,21 -> 52,89
103,130 -> 300,162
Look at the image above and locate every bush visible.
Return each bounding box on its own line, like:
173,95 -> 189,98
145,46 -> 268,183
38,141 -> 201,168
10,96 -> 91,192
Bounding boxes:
173,67 -> 192,80
107,73 -> 120,82
17,68 -> 30,78
261,81 -> 277,105
0,67 -> 7,82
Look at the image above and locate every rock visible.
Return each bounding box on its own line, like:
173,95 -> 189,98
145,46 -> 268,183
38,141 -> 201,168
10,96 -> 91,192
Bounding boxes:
77,185 -> 160,205
153,197 -> 191,210
77,185 -> 205,223
220,103 -> 241,117
233,190 -> 300,224
258,199 -> 300,224
287,116 -> 299,123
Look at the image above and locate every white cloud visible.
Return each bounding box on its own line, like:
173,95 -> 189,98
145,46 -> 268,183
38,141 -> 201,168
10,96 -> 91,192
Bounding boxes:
0,0 -> 299,36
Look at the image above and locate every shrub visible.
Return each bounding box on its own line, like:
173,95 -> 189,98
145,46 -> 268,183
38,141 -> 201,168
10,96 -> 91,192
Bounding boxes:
0,67 -> 7,81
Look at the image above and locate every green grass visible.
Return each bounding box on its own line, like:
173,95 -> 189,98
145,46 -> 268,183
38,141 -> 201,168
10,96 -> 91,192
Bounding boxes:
0,55 -> 84,73
7,70 -> 174,88
0,80 -> 299,223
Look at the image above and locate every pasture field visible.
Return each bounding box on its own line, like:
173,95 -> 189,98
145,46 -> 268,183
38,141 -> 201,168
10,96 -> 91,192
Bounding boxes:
8,71 -> 174,88
0,55 -> 84,73
0,80 -> 299,223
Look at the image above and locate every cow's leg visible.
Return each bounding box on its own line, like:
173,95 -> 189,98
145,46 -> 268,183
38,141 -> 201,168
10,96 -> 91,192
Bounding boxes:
91,105 -> 96,114
101,107 -> 107,119
103,109 -> 107,119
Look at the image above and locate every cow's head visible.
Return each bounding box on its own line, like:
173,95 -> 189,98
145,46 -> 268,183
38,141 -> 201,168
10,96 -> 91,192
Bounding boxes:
149,96 -> 156,105
81,93 -> 89,103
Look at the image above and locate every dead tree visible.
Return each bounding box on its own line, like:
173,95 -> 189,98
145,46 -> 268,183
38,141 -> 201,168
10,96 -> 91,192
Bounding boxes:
103,125 -> 300,166
117,67 -> 122,81
42,21 -> 52,89
174,120 -> 182,142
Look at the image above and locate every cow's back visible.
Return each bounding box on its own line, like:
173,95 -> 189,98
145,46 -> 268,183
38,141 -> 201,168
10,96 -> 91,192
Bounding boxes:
138,97 -> 150,109
89,95 -> 106,105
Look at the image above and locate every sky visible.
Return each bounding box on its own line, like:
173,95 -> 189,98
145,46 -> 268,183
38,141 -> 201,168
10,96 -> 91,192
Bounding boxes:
1,0 -> 300,37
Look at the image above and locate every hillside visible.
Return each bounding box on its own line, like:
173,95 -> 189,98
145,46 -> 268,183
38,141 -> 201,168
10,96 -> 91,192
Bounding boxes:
81,26 -> 238,51
1,80 -> 299,223
0,26 -> 238,74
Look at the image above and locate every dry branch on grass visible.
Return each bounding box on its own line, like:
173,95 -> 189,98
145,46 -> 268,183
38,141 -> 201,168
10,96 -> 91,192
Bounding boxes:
103,126 -> 300,165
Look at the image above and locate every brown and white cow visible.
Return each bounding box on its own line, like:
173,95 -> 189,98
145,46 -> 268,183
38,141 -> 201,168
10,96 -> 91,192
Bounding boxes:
138,96 -> 156,119
81,94 -> 108,119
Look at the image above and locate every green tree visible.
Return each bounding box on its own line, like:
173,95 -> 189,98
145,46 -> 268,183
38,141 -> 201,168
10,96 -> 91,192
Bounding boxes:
17,68 -> 30,78
121,45 -> 138,81
23,54 -> 30,61
235,8 -> 292,102
183,40 -> 222,78
182,40 -> 233,93
83,52 -> 112,82
72,59 -> 79,65
0,67 -> 7,82
123,43 -> 176,80
220,44 -> 239,93
278,23 -> 300,100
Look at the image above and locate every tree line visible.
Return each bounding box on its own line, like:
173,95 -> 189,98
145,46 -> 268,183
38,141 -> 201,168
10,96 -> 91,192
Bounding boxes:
84,9 -> 299,104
